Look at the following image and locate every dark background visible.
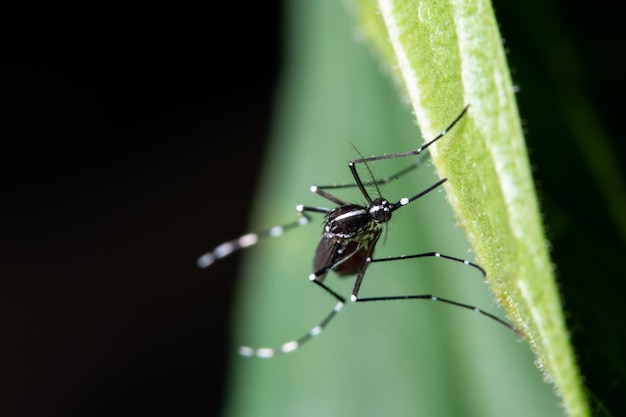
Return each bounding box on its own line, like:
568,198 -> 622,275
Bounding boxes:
2,3 -> 280,417
1,2 -> 623,417
496,3 -> 625,416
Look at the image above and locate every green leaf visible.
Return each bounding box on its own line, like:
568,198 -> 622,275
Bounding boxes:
222,1 -> 578,416
350,0 -> 589,416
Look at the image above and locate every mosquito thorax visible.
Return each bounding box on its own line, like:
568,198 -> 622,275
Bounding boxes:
324,205 -> 369,236
369,197 -> 392,223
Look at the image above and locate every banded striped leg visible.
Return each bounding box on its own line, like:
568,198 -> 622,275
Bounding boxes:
352,253 -> 525,338
198,202 -> 342,358
238,186 -> 378,357
314,151 -> 431,191
196,204 -> 327,269
239,236 -> 390,358
239,279 -> 346,358
314,105 -> 469,195
351,105 -> 469,168
240,247 -> 522,359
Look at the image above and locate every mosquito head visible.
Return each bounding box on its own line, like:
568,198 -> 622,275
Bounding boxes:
369,197 -> 392,224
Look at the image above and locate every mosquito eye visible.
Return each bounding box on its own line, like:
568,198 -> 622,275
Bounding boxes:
371,206 -> 391,223
369,198 -> 391,223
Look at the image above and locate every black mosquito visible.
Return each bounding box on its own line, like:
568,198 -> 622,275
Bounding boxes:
197,105 -> 523,358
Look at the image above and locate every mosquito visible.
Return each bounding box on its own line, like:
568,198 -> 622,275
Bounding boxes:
197,105 -> 523,358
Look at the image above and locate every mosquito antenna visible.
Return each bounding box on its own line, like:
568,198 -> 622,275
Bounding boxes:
349,144 -> 384,202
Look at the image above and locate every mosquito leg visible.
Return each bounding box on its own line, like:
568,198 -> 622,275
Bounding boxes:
238,273 -> 347,358
350,105 -> 470,166
197,205 -> 326,269
356,293 -> 524,338
310,185 -> 349,206
370,251 -> 486,276
351,251 -> 523,338
351,250 -> 485,303
314,153 -> 431,191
